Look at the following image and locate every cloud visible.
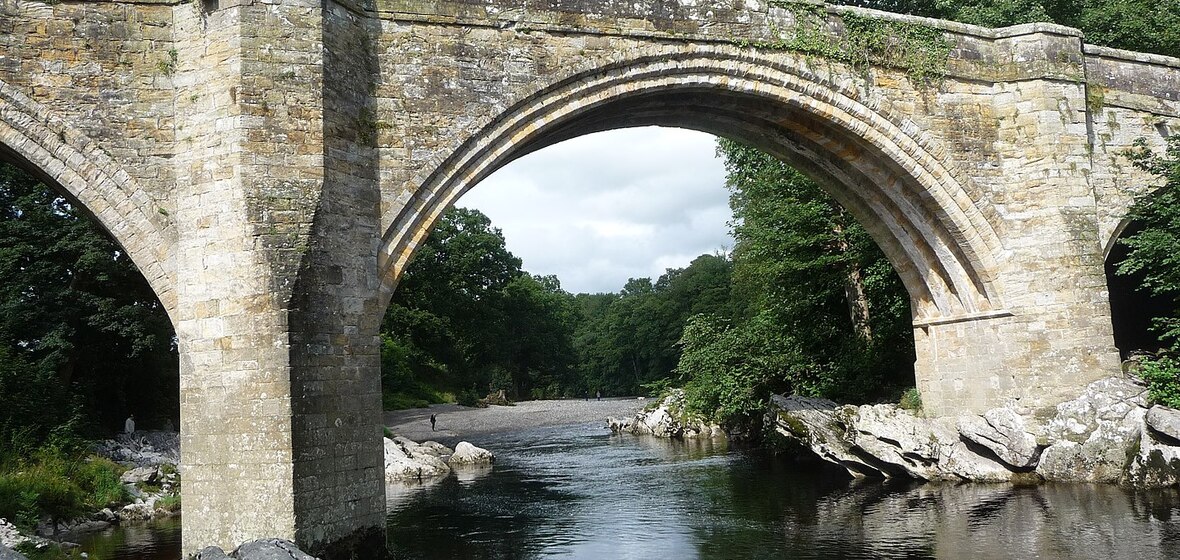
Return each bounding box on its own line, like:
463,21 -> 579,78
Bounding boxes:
459,126 -> 733,294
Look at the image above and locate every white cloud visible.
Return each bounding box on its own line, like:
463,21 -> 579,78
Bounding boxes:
458,126 -> 733,294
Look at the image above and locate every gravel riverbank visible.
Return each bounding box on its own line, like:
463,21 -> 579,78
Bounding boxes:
383,397 -> 649,441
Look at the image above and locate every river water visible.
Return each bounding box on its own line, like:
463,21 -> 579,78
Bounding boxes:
81,422 -> 1180,559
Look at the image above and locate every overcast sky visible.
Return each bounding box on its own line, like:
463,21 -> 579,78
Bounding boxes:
458,126 -> 734,294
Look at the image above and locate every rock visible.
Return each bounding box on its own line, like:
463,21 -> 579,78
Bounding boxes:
193,547 -> 232,560
0,519 -> 29,551
1124,420 -> 1180,487
92,431 -> 180,469
623,390 -> 723,439
232,538 -> 320,560
415,441 -> 454,459
1036,378 -> 1150,483
120,466 -> 157,484
0,543 -> 28,560
384,437 -> 450,481
605,416 -> 632,433
1145,406 -> 1180,444
769,395 -> 1013,482
448,442 -> 495,466
957,408 -> 1042,469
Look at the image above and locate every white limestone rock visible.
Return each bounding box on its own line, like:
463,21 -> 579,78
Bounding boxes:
1124,420 -> 1180,487
384,437 -> 450,482
119,466 -> 157,484
769,395 -> 885,478
448,442 -> 495,466
626,390 -> 723,438
0,519 -> 29,552
1145,406 -> 1180,443
1036,378 -> 1149,483
957,408 -> 1042,469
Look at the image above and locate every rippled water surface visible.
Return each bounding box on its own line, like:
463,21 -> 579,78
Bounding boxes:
82,422 -> 1180,559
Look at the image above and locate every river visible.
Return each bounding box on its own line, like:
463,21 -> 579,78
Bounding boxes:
80,421 -> 1180,559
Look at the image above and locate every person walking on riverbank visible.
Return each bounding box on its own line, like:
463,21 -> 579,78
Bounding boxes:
124,414 -> 135,435
430,414 -> 436,432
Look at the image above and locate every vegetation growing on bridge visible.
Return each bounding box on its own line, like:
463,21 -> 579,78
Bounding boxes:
1118,136 -> 1180,408
749,2 -> 954,86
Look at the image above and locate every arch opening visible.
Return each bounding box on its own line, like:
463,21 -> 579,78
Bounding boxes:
379,53 -> 1004,324
1105,219 -> 1176,359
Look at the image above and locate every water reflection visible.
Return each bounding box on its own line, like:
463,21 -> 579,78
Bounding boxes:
387,424 -> 1180,560
77,423 -> 1180,559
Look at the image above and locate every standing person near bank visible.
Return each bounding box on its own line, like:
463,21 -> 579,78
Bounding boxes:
430,414 -> 436,432
124,414 -> 135,435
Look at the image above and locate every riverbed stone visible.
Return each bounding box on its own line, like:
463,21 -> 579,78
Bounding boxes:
232,538 -> 320,560
0,544 -> 28,560
448,442 -> 495,466
957,408 -> 1041,469
1145,406 -> 1180,444
120,466 -> 157,485
384,437 -> 451,482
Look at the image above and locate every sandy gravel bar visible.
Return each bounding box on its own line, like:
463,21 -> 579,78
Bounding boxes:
383,397 -> 649,441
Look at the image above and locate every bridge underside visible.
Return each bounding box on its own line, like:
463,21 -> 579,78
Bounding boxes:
3,0 -> 1180,557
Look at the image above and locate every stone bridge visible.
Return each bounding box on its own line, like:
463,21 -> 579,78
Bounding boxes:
2,0 -> 1179,555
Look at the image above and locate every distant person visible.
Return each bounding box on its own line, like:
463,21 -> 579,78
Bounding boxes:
163,418 -> 174,432
124,414 -> 136,435
430,414 -> 436,432
596,390 -> 601,401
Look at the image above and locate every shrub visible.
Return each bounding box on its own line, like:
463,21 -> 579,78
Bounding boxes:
1140,356 -> 1180,409
0,446 -> 127,530
899,387 -> 923,412
156,494 -> 181,513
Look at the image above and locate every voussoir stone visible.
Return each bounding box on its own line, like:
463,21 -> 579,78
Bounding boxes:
957,408 -> 1041,469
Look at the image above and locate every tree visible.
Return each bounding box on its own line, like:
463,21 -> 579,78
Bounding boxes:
0,162 -> 177,441
676,140 -> 914,428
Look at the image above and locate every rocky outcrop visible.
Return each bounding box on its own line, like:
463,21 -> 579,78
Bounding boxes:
93,431 -> 179,469
194,538 -> 320,560
0,520 -> 31,554
770,377 -> 1180,487
448,442 -> 495,466
608,390 -> 724,439
384,437 -> 452,482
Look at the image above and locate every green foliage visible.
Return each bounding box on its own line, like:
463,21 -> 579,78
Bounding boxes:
675,139 -> 914,429
0,444 -> 126,531
1117,137 -> 1180,348
840,0 -> 1180,58
753,4 -> 953,85
156,494 -> 182,513
571,254 -> 736,397
0,162 -> 177,441
1139,356 -> 1180,409
382,207 -> 583,403
899,387 -> 923,411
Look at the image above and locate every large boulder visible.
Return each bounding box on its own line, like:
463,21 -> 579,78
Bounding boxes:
957,408 -> 1042,469
384,437 -> 451,482
771,377 -> 1180,487
194,539 -> 320,560
448,442 -> 495,466
1036,378 -> 1149,483
618,390 -> 723,439
769,395 -> 1012,481
1146,406 -> 1180,444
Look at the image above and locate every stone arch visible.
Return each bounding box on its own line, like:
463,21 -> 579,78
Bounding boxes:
0,80 -> 176,320
379,47 -> 1006,323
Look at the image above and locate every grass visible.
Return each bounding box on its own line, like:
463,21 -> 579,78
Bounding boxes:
382,381 -> 454,411
0,445 -> 127,531
899,387 -> 922,412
